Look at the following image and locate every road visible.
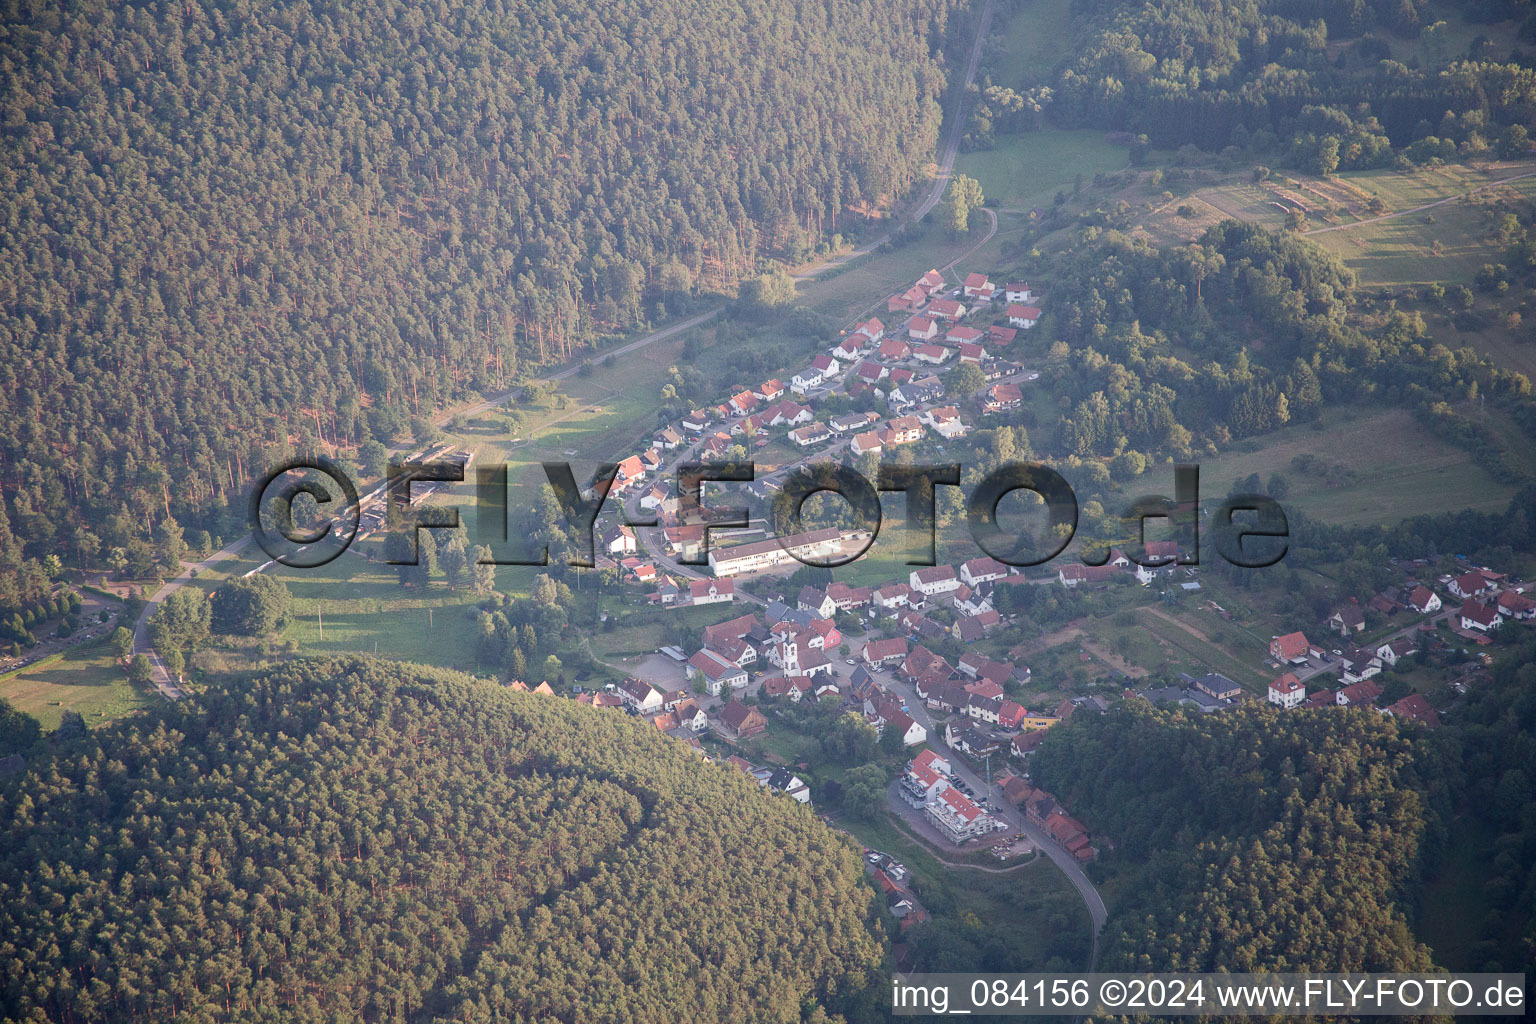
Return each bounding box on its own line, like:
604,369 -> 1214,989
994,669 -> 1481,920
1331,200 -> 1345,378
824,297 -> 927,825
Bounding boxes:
1303,168 -> 1536,236
872,656 -> 1108,968
130,535 -> 254,697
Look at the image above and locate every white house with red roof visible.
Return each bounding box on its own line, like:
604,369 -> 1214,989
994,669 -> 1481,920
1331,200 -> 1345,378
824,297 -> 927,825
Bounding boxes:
909,564 -> 960,597
907,317 -> 939,342
1497,590 -> 1535,620
1268,672 -> 1305,708
854,360 -> 888,384
1004,282 -> 1034,302
960,556 -> 1010,587
946,324 -> 984,345
962,272 -> 994,300
1459,600 -> 1503,632
917,269 -> 945,295
1407,585 -> 1441,614
1449,571 -> 1491,599
689,579 -> 734,606
1007,304 -> 1041,328
982,382 -> 1022,413
913,343 -> 953,365
687,649 -> 747,696
928,787 -> 993,843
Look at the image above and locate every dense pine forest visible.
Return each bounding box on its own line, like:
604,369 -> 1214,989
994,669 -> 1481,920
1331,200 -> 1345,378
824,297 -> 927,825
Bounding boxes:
0,0 -> 958,601
0,657 -> 886,1022
1029,702 -> 1459,972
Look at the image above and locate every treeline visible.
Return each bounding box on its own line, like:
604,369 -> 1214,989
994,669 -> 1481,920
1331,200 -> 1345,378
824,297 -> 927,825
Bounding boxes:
0,0 -> 959,584
1029,219 -> 1536,475
1030,702 -> 1454,971
980,0 -> 1536,165
0,656 -> 886,1022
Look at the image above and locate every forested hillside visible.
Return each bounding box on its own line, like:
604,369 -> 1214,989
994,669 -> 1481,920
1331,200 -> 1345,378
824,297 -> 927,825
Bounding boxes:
0,657 -> 885,1022
994,0 -> 1536,160
1029,703 -> 1456,972
0,0 -> 957,592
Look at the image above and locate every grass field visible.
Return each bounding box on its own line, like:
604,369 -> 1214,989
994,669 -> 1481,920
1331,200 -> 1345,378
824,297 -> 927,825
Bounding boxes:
956,130 -> 1130,212
0,639 -> 150,731
985,0 -> 1071,87
1138,406 -> 1516,526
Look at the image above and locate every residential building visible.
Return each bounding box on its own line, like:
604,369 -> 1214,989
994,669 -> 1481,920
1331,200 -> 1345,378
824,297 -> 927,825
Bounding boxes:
1268,672 -> 1305,708
716,700 -> 767,739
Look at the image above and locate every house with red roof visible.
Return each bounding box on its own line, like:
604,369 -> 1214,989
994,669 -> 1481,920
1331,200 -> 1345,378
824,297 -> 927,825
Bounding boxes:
1268,672 -> 1305,708
926,297 -> 965,321
928,787 -> 992,843
1004,281 -> 1034,302
913,343 -> 953,365
962,272 -> 994,300
1459,600 -> 1503,632
907,317 -> 939,342
918,269 -> 945,295
1449,571 -> 1490,600
1407,585 -> 1441,614
862,636 -> 908,667
1006,304 -> 1041,328
1387,693 -> 1440,728
982,382 -> 1022,413
1269,631 -> 1310,664
988,324 -> 1018,345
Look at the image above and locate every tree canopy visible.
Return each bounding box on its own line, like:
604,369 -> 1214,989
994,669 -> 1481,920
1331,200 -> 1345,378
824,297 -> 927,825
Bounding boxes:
0,656 -> 885,1022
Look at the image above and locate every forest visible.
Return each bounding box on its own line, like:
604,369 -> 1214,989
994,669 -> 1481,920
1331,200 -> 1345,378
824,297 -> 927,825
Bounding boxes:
0,656 -> 888,1023
0,0 -> 959,607
981,0 -> 1536,161
1029,701 -> 1459,972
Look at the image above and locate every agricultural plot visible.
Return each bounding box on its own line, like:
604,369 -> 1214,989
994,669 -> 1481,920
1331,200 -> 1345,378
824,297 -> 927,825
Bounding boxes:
0,640 -> 148,731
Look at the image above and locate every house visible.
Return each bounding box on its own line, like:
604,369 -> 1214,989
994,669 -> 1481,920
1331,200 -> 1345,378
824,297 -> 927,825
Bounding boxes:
1006,304 -> 1041,328
1387,693 -> 1440,728
882,708 -> 927,747
927,787 -> 992,844
917,269 -> 945,295
872,582 -> 915,610
1375,635 -> 1418,667
760,676 -> 801,702
832,336 -> 864,361
716,700 -> 767,739
810,353 -> 840,376
624,560 -> 657,583
702,612 -> 762,648
957,653 -> 1014,686
1336,678 -> 1383,707
1057,563 -> 1119,587
852,316 -> 886,343
655,426 -> 684,449
1449,571 -> 1490,599
909,565 -> 960,597
1408,585 -> 1441,614
687,649 -> 748,696
681,409 -> 712,433
907,317 -> 939,342
756,379 -> 785,402
1340,647 -> 1382,683
888,284 -> 928,312
960,556 -> 1010,587
955,342 -> 985,364
946,324 -> 984,345
953,611 -> 1001,642
1269,632 -> 1310,664
1194,673 -> 1243,701
988,324 -> 1018,345
1327,603 -> 1367,636
982,382 -> 1022,413
1268,672 -> 1306,708
789,422 -> 833,447
962,272 -> 993,300
1004,281 -> 1034,303
853,360 -> 888,384
790,367 -> 824,394
850,430 -> 884,456
616,678 -> 663,714
889,376 -> 944,410
602,525 -> 637,556
1459,600 -> 1503,632
920,406 -> 966,439
899,761 -> 951,808
1304,689 -> 1335,709
826,581 -> 873,611
639,484 -> 674,514
884,415 -> 925,445
674,699 -> 707,731
798,586 -> 837,618
615,454 -> 647,488
829,411 -> 879,435
1497,591 -> 1536,620
912,343 -> 953,365
689,579 -> 735,606
879,335 -> 912,360
708,527 -> 863,577
926,297 -> 965,321
862,636 -> 908,667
